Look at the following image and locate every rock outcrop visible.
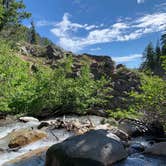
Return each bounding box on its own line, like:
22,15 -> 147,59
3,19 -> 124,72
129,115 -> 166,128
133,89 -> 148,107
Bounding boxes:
109,67 -> 141,110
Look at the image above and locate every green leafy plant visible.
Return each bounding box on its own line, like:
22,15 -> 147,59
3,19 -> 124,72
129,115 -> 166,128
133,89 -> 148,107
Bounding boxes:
130,74 -> 166,124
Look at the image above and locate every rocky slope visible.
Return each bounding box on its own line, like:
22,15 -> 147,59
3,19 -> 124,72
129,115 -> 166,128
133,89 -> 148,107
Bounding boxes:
16,42 -> 141,116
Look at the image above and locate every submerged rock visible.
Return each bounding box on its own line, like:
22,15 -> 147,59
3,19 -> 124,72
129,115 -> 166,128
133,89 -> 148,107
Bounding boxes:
144,142 -> 166,156
8,129 -> 47,148
45,129 -> 127,166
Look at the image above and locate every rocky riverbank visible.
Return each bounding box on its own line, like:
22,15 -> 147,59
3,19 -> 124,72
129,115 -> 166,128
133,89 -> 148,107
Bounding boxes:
0,115 -> 166,166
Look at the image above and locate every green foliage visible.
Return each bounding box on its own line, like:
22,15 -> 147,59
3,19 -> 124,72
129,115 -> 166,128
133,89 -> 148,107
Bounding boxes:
0,42 -> 110,115
130,74 -> 166,123
0,0 -> 31,31
0,40 -> 34,112
161,56 -> 166,71
107,108 -> 138,119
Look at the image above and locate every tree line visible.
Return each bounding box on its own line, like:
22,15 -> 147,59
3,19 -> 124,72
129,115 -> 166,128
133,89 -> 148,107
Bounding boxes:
140,32 -> 166,77
0,0 -> 52,46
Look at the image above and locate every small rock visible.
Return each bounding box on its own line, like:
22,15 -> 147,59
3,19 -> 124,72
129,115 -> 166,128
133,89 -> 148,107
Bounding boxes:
19,117 -> 39,123
0,112 -> 7,120
38,122 -> 50,129
110,128 -> 129,141
128,143 -> 145,154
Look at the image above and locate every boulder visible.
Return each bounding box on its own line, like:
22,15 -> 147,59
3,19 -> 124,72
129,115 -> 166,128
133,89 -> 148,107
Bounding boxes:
19,117 -> 39,123
8,129 -> 47,148
45,130 -> 127,166
144,142 -> 166,156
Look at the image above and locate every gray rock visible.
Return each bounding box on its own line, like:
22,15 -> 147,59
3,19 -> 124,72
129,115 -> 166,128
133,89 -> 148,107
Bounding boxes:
45,130 -> 127,166
144,142 -> 166,156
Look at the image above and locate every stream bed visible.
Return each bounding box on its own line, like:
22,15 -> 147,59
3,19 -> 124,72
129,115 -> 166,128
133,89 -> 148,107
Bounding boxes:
0,116 -> 166,166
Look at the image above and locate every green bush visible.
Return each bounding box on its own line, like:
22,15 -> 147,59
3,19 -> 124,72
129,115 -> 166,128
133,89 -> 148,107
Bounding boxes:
130,74 -> 166,124
0,42 -> 109,115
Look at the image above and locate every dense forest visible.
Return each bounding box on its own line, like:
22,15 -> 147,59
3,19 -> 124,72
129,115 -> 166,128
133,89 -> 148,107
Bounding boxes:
0,0 -> 166,128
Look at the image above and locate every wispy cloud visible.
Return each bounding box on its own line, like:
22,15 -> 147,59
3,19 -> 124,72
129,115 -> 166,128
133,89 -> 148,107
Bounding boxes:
155,2 -> 166,12
112,54 -> 143,63
90,47 -> 101,51
36,20 -> 56,27
137,0 -> 145,4
49,12 -> 166,52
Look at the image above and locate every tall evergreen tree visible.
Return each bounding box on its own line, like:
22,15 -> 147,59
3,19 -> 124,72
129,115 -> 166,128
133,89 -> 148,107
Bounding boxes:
30,21 -> 38,44
141,42 -> 155,72
0,0 -> 31,31
155,40 -> 161,63
161,31 -> 166,56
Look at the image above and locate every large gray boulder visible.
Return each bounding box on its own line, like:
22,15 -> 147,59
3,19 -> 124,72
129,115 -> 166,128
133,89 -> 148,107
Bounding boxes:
45,130 -> 127,166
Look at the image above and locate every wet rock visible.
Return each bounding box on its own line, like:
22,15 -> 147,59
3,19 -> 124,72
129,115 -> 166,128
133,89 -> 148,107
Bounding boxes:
0,112 -> 7,120
144,142 -> 166,156
118,119 -> 148,137
128,143 -> 145,154
110,128 -> 129,141
38,122 -> 50,129
8,129 -> 47,148
0,115 -> 16,126
45,130 -> 127,166
147,121 -> 165,138
94,123 -> 111,130
19,117 -> 39,123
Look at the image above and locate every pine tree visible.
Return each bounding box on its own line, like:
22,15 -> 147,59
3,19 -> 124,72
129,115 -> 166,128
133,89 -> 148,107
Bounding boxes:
161,31 -> 166,56
30,21 -> 38,44
141,42 -> 155,73
0,0 -> 31,31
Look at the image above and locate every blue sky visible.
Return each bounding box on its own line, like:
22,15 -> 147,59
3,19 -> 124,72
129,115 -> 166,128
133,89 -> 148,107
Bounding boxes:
23,0 -> 166,68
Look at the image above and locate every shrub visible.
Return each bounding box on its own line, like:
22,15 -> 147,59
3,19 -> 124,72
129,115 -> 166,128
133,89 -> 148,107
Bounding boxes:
130,74 -> 166,124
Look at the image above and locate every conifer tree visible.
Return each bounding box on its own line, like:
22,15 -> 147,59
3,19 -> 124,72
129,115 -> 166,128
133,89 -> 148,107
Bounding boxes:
30,21 -> 38,44
161,31 -> 166,56
0,0 -> 31,31
141,42 -> 155,72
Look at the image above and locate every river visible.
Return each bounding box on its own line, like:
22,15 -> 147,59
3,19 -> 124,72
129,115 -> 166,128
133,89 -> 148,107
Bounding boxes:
0,116 -> 166,166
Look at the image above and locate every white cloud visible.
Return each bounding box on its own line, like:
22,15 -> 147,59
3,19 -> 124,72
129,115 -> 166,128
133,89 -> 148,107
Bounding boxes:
50,12 -> 166,52
36,20 -> 56,27
90,47 -> 101,51
137,0 -> 145,4
112,54 -> 143,63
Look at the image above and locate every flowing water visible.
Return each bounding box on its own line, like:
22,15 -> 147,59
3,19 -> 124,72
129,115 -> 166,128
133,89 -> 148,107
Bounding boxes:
0,116 -> 166,166
0,120 -> 73,166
